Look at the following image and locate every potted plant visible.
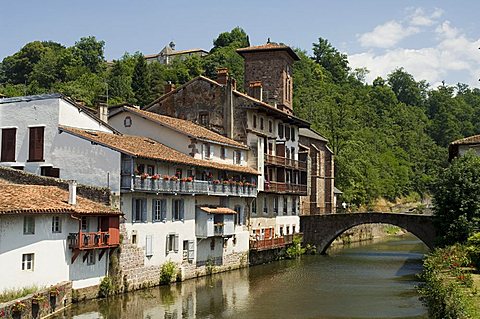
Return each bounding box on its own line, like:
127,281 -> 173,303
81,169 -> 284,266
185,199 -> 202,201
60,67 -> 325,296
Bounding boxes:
49,287 -> 60,297
151,174 -> 160,180
32,293 -> 45,305
140,173 -> 149,180
11,301 -> 26,314
186,177 -> 193,182
170,175 -> 178,181
162,175 -> 170,181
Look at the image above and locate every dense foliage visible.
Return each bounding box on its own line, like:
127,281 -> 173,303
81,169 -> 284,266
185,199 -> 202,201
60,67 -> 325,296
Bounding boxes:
1,29 -> 480,206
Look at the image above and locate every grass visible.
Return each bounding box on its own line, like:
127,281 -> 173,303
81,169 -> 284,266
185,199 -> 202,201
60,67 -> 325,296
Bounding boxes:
0,285 -> 41,303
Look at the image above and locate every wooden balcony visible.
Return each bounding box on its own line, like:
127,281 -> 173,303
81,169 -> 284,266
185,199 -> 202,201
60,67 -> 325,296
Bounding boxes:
264,153 -> 307,171
250,233 -> 301,251
122,176 -> 257,197
264,181 -> 307,195
68,231 -> 120,250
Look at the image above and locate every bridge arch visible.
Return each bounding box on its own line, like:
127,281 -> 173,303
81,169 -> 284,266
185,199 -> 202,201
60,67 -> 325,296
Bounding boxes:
300,213 -> 436,254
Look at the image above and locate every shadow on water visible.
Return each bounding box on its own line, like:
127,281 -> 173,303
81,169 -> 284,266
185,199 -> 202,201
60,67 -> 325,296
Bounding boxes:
55,233 -> 428,319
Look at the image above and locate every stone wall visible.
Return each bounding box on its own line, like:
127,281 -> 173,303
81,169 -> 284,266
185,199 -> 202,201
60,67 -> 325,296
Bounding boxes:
0,166 -> 111,205
249,247 -> 285,266
0,282 -> 71,319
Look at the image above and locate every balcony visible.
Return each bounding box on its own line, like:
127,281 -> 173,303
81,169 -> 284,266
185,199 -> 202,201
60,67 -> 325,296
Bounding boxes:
250,233 -> 301,251
122,176 -> 257,197
264,181 -> 307,195
265,153 -> 307,171
214,224 -> 224,236
68,231 -> 120,250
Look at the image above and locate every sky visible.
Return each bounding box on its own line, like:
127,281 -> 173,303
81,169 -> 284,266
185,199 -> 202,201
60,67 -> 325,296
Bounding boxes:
1,0 -> 479,88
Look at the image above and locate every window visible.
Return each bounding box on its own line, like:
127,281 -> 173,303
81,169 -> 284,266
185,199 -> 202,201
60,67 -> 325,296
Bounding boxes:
292,197 -> 297,215
22,253 -> 34,271
291,147 -> 295,159
1,128 -> 16,162
252,199 -> 257,215
153,199 -> 167,222
210,238 -> 215,250
40,166 -> 60,178
175,168 -> 182,179
280,226 -> 284,236
291,127 -> 296,141
187,169 -> 193,179
286,226 -> 290,235
278,123 -> 284,139
260,118 -> 264,130
167,233 -> 179,253
136,164 -> 145,174
233,151 -> 242,165
234,205 -> 242,225
269,120 -> 273,133
202,143 -> 212,159
293,225 -> 296,233
147,165 -> 155,176
285,125 -> 291,140
23,216 -> 35,235
173,199 -> 184,221
283,197 -> 288,215
253,115 -> 257,129
87,251 -> 96,265
28,127 -> 44,162
273,197 -> 278,214
146,235 -> 153,257
52,216 -> 62,233
132,198 -> 147,223
81,217 -> 88,231
220,147 -> 226,160
199,112 -> 209,126
263,197 -> 268,214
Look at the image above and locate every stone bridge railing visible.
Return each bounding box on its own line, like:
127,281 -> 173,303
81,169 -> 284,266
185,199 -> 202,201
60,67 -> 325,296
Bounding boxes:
300,212 -> 437,254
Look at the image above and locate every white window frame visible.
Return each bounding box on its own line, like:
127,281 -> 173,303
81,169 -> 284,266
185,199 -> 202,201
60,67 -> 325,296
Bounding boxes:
87,251 -> 96,265
23,216 -> 35,235
22,253 -> 34,271
52,216 -> 62,233
153,199 -> 167,222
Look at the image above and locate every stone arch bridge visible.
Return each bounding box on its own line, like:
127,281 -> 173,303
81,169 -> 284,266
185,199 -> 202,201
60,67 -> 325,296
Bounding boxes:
300,213 -> 436,254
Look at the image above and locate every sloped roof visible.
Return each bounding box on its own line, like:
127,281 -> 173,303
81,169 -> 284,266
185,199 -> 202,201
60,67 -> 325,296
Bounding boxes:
117,106 -> 248,149
0,184 -> 119,215
450,135 -> 480,145
236,43 -> 300,61
299,128 -> 328,142
199,207 -> 237,214
59,126 -> 258,175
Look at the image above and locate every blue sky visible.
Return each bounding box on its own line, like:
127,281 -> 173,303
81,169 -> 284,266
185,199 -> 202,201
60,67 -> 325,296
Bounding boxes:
1,1 -> 479,88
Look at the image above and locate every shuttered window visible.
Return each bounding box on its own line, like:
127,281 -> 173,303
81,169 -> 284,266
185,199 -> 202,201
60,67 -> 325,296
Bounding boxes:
28,127 -> 44,162
1,128 -> 16,162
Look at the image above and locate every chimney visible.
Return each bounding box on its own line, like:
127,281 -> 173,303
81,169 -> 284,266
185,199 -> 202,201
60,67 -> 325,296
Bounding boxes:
68,180 -> 77,205
164,82 -> 175,94
216,68 -> 229,85
98,102 -> 108,123
248,81 -> 263,101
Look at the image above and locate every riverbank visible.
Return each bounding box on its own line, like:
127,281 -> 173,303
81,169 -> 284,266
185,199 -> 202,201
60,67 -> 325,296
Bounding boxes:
331,223 -> 404,248
418,245 -> 480,319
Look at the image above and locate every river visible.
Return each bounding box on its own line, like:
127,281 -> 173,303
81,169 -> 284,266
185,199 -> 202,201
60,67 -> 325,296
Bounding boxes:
56,233 -> 428,319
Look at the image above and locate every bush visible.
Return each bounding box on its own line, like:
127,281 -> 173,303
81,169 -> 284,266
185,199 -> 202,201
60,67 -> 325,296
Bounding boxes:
160,261 -> 177,284
466,232 -> 480,269
286,235 -> 306,259
98,276 -> 115,298
0,285 -> 40,303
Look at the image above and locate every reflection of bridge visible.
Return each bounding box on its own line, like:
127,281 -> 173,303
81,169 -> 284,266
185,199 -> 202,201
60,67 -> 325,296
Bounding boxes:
300,212 -> 436,254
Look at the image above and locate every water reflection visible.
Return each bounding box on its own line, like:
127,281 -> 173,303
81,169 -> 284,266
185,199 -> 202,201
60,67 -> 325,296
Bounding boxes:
56,234 -> 428,319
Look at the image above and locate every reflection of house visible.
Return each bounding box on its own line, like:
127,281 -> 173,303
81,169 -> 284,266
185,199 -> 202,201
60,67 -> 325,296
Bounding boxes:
298,128 -> 334,214
449,135 -> 480,160
145,42 -> 315,250
145,41 -> 208,65
108,106 -> 256,271
0,182 -> 120,291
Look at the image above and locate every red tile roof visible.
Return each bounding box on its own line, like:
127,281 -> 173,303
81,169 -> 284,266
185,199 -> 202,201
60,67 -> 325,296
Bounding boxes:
236,43 -> 299,61
450,135 -> 480,145
59,126 -> 258,175
199,207 -> 237,214
0,184 -> 119,215
121,107 -> 248,149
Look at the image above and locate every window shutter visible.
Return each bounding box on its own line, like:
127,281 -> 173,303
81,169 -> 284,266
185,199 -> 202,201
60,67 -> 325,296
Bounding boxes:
152,200 -> 156,221
142,199 -> 147,222
188,240 -> 194,261
172,199 -> 176,221
166,235 -> 169,255
29,127 -> 44,162
180,200 -> 185,221
174,234 -> 179,252
132,199 -> 136,222
146,235 -> 153,257
1,128 -> 16,162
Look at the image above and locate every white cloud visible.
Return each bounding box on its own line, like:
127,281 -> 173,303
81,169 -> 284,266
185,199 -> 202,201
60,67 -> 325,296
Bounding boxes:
350,8 -> 480,87
358,21 -> 419,48
409,8 -> 443,26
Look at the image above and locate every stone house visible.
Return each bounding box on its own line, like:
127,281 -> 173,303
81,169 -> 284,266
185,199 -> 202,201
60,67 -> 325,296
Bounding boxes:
144,41 -> 208,65
144,42 -> 331,249
0,181 -> 121,292
449,134 -> 480,160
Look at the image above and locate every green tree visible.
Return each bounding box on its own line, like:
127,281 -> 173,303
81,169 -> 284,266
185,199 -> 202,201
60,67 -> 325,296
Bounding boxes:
312,37 -> 350,83
432,151 -> 480,245
73,36 -> 105,73
212,27 -> 249,51
387,68 -> 428,107
131,54 -> 151,106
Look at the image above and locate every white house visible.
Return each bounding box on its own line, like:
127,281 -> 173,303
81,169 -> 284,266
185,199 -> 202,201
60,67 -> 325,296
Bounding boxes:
0,94 -> 121,193
0,182 -> 121,292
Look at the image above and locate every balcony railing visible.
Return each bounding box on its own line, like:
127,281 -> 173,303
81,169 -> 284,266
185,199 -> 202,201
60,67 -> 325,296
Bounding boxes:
122,176 -> 257,197
264,181 -> 307,195
68,231 -> 120,250
250,233 -> 302,251
214,224 -> 224,236
265,154 -> 307,170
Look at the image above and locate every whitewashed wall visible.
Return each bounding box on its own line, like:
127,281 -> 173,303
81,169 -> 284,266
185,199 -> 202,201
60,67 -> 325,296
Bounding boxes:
0,214 -> 107,291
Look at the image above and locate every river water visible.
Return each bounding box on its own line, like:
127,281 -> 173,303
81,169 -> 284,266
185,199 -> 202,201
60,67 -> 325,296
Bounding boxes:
56,234 -> 428,319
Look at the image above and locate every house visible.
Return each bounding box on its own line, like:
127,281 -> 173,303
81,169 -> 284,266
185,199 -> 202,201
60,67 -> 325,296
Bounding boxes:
144,42 -> 316,249
0,94 -> 121,194
298,128 -> 335,214
449,134 -> 480,160
0,181 -> 120,292
144,41 -> 208,65
58,125 -> 258,278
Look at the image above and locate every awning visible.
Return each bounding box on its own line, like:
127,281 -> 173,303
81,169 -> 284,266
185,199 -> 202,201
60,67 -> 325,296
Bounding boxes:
333,187 -> 343,194
199,207 -> 237,214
